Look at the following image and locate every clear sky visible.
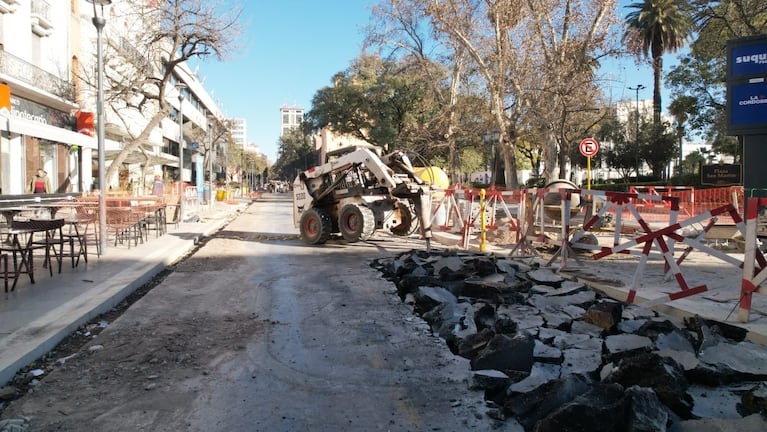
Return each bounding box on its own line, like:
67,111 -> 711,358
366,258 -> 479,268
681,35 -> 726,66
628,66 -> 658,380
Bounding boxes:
194,1 -> 374,164
194,1 -> 676,165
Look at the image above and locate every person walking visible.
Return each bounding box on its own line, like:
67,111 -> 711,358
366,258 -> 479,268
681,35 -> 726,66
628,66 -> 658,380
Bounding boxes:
29,169 -> 52,194
151,175 -> 165,197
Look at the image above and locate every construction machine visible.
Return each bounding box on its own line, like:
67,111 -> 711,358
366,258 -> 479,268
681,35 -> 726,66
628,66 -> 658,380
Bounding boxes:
292,145 -> 433,248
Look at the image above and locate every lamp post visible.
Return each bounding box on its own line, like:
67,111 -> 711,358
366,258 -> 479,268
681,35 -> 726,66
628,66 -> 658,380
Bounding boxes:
86,0 -> 111,256
176,83 -> 186,221
627,84 -> 645,178
207,115 -> 214,207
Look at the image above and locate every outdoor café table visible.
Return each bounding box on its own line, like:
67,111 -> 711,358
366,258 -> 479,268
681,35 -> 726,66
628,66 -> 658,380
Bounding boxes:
2,218 -> 65,289
0,207 -> 32,244
0,207 -> 30,225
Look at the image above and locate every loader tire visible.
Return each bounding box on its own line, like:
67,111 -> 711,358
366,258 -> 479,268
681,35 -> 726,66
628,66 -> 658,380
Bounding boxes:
300,208 -> 332,245
391,202 -> 417,237
339,203 -> 375,242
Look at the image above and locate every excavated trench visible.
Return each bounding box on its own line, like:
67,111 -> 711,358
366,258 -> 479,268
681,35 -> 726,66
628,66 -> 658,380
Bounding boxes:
372,249 -> 767,431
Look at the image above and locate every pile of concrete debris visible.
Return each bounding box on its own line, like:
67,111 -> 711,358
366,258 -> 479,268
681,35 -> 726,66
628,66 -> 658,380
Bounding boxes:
372,250 -> 767,432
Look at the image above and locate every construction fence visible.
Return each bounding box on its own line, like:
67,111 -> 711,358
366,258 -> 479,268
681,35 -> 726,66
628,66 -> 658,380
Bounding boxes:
429,184 -> 766,323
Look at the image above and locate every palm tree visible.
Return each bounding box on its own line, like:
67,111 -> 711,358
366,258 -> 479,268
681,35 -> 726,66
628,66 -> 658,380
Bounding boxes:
624,0 -> 694,127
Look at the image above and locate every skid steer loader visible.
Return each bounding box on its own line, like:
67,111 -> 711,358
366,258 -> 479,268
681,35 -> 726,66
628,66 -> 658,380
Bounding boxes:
292,145 -> 433,248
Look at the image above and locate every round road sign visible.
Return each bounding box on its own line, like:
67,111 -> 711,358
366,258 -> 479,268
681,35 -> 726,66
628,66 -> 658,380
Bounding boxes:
579,137 -> 599,157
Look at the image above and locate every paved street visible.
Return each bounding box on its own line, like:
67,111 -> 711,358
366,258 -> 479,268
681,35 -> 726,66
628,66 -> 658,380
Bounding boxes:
0,194 -> 493,431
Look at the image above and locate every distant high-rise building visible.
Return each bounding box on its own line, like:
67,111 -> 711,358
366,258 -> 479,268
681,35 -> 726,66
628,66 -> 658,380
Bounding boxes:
280,106 -> 304,136
230,118 -> 246,148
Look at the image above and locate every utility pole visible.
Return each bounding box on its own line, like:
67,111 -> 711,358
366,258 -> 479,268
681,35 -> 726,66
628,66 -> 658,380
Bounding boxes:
176,83 -> 187,221
628,84 -> 645,179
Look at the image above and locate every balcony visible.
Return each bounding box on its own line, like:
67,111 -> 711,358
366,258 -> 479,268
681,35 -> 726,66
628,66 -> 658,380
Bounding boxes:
30,0 -> 53,37
0,0 -> 19,14
0,51 -> 75,102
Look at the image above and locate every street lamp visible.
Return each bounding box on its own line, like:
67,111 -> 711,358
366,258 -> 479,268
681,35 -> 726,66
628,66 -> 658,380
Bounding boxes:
628,84 -> 645,178
86,0 -> 111,256
207,115 -> 215,206
176,83 -> 186,221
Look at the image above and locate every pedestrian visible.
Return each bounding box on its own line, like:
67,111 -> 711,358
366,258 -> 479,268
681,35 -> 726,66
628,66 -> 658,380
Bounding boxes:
29,169 -> 52,194
151,175 -> 164,197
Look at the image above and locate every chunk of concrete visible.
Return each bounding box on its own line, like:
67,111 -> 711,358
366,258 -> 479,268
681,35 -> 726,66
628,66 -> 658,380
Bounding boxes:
528,268 -> 565,286
561,348 -> 603,376
583,301 -> 623,330
509,362 -> 562,393
605,334 -> 653,356
533,383 -> 628,432
668,413 -> 767,432
471,333 -> 535,373
504,374 -> 592,430
741,382 -> 767,416
604,352 -> 692,418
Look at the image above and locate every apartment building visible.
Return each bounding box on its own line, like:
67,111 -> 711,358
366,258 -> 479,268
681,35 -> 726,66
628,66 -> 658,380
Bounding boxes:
280,106 -> 303,137
0,0 -> 227,197
0,0 -> 95,195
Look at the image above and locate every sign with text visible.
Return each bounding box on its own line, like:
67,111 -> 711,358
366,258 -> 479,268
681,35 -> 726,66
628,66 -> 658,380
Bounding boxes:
701,163 -> 742,186
727,35 -> 767,135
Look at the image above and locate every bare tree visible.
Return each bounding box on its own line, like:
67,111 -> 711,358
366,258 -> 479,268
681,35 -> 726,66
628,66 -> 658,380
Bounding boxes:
525,0 -> 621,181
425,0 -> 544,189
366,0 -> 472,183
82,0 -> 244,187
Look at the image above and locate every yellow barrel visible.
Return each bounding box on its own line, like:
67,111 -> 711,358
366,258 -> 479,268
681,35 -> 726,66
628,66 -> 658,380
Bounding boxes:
414,166 -> 450,190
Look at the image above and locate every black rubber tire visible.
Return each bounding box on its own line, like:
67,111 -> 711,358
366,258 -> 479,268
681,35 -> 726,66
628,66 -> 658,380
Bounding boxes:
391,202 -> 417,237
299,208 -> 332,245
338,203 -> 375,242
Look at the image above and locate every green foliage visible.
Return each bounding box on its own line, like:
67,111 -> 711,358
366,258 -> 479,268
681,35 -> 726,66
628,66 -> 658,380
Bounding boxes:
271,128 -> 315,180
639,122 -> 679,179
305,55 -> 445,153
624,0 -> 695,126
666,0 -> 764,159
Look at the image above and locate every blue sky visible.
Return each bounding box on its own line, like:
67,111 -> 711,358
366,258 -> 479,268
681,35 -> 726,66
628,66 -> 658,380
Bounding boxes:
194,1 -> 374,163
195,1 -> 673,164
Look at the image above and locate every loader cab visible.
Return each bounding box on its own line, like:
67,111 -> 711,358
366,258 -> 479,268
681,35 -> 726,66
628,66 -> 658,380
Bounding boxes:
325,143 -> 384,164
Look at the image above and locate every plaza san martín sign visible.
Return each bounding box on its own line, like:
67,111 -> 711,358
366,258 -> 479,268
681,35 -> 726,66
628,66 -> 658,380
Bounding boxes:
701,163 -> 742,186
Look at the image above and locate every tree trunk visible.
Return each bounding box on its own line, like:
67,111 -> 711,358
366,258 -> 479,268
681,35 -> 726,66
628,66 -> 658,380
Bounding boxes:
104,107 -> 170,188
653,55 -> 663,127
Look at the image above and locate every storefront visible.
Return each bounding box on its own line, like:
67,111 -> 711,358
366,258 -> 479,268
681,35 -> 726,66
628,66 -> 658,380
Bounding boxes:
0,93 -> 95,196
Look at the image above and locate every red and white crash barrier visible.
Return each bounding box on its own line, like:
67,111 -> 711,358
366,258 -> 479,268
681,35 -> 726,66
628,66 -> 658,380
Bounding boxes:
510,187 -> 567,257
546,188 -> 678,268
560,189 -> 765,308
430,185 -> 523,250
739,198 -> 767,322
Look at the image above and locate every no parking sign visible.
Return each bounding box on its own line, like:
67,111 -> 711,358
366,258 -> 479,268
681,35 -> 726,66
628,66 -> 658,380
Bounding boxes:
579,137 -> 599,189
579,137 -> 599,157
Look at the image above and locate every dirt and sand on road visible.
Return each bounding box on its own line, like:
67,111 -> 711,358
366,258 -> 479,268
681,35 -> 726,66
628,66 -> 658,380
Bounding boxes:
0,199 -> 493,432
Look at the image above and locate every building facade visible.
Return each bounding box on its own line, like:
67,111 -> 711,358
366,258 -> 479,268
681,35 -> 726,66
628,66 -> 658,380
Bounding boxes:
279,105 -> 303,137
0,0 -> 229,198
0,0 -> 96,195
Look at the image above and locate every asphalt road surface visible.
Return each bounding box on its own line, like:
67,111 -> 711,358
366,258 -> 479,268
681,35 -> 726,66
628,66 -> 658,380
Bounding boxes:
0,194 -> 494,432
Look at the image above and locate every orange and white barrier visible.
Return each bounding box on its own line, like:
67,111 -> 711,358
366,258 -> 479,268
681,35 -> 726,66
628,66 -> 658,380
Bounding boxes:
739,198 -> 767,322
430,185 -> 523,250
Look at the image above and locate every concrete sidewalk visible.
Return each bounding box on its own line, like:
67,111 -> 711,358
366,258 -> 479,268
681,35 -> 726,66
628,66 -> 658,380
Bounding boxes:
0,199 -> 250,386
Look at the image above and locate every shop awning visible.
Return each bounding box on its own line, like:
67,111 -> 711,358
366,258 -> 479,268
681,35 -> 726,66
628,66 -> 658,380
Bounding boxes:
105,148 -> 178,166
2,115 -> 96,148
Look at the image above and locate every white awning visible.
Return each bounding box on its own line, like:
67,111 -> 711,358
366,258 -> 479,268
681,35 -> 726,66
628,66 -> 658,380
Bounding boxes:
3,115 -> 96,148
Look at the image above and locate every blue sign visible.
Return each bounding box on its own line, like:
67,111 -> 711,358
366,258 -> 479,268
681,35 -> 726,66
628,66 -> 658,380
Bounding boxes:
727,35 -> 767,135
729,81 -> 767,126
730,43 -> 767,78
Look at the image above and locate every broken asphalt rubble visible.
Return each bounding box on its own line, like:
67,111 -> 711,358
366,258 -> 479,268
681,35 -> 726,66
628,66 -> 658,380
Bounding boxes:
372,249 -> 767,431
